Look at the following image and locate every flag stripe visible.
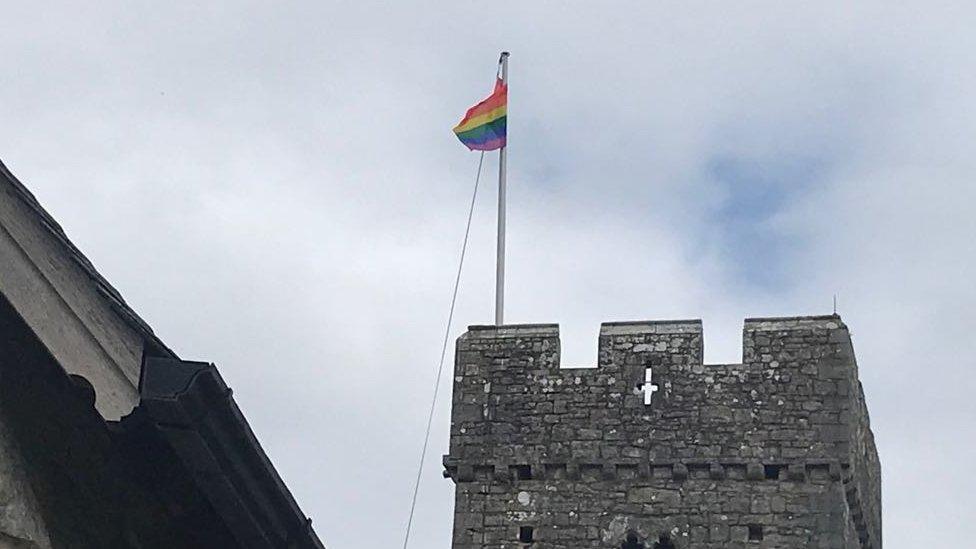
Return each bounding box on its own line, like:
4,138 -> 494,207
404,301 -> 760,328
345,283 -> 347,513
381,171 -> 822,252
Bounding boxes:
459,90 -> 506,120
454,117 -> 506,149
455,116 -> 506,141
453,105 -> 506,133
453,78 -> 507,151
464,136 -> 506,151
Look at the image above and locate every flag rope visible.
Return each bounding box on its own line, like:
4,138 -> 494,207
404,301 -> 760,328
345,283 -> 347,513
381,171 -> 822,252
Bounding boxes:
402,150 -> 486,549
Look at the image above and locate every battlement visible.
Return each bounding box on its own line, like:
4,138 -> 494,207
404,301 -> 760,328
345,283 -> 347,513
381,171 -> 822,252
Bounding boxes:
452,317 -> 854,448
460,315 -> 846,369
446,315 -> 881,548
449,314 -> 866,464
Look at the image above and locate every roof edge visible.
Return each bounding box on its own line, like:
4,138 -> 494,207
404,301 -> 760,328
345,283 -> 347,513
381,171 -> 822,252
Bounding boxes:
0,158 -> 176,359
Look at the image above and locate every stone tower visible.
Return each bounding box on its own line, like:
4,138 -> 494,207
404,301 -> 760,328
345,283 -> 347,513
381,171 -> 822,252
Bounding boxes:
444,316 -> 881,548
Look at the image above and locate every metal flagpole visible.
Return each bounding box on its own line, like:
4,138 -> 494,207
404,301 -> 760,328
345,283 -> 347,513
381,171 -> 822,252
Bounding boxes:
495,51 -> 509,326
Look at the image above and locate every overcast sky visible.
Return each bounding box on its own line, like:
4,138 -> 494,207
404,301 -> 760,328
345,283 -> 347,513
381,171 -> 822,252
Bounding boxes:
2,2 -> 974,547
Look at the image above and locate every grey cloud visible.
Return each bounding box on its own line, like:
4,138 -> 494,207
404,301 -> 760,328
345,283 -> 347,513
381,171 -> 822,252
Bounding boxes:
2,2 -> 973,547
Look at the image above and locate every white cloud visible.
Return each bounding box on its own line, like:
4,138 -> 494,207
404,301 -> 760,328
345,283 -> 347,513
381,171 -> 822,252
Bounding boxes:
2,2 -> 973,547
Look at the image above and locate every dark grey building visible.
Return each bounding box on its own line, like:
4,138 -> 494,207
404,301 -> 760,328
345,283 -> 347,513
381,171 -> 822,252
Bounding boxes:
444,318 -> 881,548
0,159 -> 324,548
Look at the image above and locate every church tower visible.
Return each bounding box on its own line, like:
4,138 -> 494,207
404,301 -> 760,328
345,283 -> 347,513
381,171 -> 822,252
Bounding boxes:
444,316 -> 881,548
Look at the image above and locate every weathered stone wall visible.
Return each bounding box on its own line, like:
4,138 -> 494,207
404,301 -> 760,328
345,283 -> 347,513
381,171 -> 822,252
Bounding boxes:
0,409 -> 51,548
445,316 -> 881,548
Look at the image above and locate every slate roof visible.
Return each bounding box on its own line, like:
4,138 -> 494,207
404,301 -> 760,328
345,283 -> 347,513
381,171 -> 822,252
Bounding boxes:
0,158 -> 325,548
0,158 -> 175,358
139,357 -> 326,549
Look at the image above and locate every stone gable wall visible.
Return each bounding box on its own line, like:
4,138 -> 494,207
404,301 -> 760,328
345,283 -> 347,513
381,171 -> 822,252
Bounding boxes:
0,410 -> 51,548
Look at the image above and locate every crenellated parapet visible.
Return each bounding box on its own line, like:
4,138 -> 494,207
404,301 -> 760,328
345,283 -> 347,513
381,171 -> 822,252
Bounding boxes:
446,315 -> 882,548
450,316 -> 862,464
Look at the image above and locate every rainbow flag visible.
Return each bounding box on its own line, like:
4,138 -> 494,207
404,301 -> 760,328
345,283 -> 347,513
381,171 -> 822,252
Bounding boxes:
453,79 -> 507,151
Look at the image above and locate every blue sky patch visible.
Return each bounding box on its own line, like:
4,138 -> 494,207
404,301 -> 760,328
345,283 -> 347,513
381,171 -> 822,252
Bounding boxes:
706,155 -> 828,291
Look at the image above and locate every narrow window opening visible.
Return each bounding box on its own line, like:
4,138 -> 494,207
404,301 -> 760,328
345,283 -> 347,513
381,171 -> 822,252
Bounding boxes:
621,531 -> 644,549
639,367 -> 660,406
652,533 -> 676,549
764,464 -> 781,480
748,524 -> 763,541
519,526 -> 534,543
514,465 -> 532,480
